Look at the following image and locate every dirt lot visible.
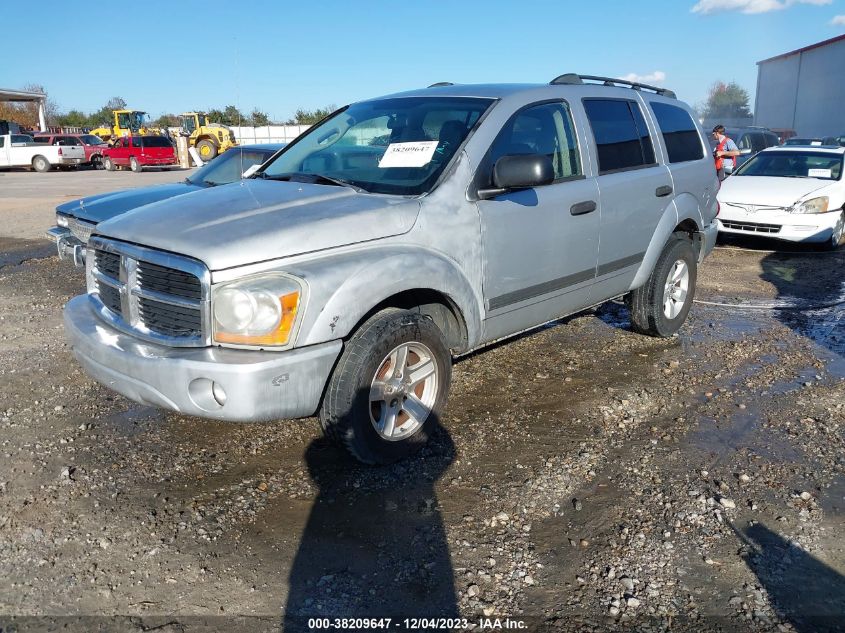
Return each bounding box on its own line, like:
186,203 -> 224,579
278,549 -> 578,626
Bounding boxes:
1,171 -> 844,632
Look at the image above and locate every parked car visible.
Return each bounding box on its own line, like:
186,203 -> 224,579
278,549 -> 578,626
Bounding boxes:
782,137 -> 838,146
46,143 -> 285,266
102,135 -> 177,172
0,133 -> 86,172
716,145 -> 845,248
770,128 -> 797,144
33,132 -> 108,168
63,75 -> 718,465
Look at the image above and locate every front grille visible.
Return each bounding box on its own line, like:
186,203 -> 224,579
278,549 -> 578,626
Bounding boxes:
95,249 -> 120,278
67,217 -> 96,243
720,220 -> 781,234
88,238 -> 209,346
99,283 -> 122,313
138,297 -> 202,337
137,260 -> 202,300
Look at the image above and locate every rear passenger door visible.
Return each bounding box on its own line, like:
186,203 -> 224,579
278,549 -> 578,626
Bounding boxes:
477,100 -> 600,335
583,98 -> 673,300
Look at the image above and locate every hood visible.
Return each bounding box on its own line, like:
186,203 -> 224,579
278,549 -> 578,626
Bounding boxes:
718,175 -> 833,207
57,182 -> 199,224
95,179 -> 420,271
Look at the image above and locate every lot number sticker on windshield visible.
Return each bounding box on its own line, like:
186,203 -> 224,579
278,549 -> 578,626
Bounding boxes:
379,141 -> 438,168
808,168 -> 832,178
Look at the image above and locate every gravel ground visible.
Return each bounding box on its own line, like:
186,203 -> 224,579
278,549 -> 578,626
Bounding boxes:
0,205 -> 844,632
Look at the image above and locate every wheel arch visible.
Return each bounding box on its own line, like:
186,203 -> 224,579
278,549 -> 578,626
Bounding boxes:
295,250 -> 481,353
631,199 -> 702,289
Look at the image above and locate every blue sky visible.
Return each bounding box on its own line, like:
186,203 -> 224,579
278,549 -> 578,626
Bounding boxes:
2,0 -> 843,120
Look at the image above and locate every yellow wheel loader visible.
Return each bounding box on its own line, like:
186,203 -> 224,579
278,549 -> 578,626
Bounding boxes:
90,110 -> 160,143
179,112 -> 238,161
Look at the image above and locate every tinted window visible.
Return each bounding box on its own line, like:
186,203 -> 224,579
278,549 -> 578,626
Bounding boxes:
140,136 -> 173,148
0,137 -> 4,148
584,99 -> 656,173
749,133 -> 767,153
487,101 -> 582,184
650,102 -> 704,163
735,134 -> 752,151
764,133 -> 779,148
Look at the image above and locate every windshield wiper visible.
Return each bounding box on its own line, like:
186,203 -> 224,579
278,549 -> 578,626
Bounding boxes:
259,172 -> 366,192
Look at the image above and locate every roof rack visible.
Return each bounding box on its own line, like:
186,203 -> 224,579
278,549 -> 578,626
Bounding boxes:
428,82 -> 454,88
549,73 -> 676,99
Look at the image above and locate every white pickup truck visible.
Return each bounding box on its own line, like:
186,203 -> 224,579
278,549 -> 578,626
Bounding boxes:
0,134 -> 86,172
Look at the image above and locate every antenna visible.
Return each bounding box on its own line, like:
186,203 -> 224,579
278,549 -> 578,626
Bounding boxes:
236,39 -> 243,182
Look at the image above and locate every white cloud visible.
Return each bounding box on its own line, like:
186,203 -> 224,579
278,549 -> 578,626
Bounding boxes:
692,0 -> 831,15
622,71 -> 667,85
831,14 -> 845,24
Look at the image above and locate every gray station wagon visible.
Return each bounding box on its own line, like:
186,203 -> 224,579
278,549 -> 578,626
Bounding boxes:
63,74 -> 719,464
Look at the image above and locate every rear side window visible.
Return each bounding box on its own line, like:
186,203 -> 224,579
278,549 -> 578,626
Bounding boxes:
650,102 -> 704,163
583,99 -> 656,174
141,136 -> 172,148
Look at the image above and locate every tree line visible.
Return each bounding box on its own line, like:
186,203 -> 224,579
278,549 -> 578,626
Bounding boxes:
0,87 -> 337,130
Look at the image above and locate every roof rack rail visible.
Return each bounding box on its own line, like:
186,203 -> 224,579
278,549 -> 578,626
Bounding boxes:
428,82 -> 454,88
549,73 -> 676,99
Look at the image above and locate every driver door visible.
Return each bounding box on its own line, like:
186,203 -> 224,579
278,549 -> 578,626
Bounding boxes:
477,101 -> 600,338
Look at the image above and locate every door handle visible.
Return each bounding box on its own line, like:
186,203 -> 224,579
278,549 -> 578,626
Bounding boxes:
570,200 -> 597,216
655,185 -> 673,197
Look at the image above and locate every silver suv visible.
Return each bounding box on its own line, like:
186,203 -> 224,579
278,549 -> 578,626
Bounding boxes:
64,74 -> 719,464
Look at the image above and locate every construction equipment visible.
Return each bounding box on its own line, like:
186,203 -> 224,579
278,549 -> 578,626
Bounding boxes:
179,112 -> 238,161
90,110 -> 159,143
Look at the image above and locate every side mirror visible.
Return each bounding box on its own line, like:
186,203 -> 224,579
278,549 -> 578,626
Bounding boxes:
478,154 -> 554,200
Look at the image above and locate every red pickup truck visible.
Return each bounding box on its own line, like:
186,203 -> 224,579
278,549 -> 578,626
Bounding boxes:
102,136 -> 177,172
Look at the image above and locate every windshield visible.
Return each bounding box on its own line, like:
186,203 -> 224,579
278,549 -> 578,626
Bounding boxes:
188,148 -> 278,186
734,151 -> 843,180
258,96 -> 494,195
80,134 -> 105,146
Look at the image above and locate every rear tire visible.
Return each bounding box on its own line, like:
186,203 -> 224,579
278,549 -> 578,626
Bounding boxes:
32,155 -> 51,172
627,233 -> 697,337
197,139 -> 218,161
130,157 -> 142,173
319,309 -> 451,465
103,156 -> 115,171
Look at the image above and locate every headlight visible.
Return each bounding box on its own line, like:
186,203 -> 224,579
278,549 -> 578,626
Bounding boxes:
212,273 -> 303,347
789,196 -> 829,214
56,214 -> 69,227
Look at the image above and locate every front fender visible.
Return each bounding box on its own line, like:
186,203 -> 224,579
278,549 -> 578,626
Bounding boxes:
293,246 -> 482,350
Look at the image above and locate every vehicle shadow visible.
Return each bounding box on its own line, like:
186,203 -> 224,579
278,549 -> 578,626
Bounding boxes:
283,420 -> 458,631
759,248 -> 845,358
734,521 -> 845,632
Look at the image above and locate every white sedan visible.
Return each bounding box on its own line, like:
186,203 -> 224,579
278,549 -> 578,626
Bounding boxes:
716,145 -> 845,248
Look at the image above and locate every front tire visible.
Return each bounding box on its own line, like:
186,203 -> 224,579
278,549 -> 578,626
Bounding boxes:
824,211 -> 844,250
319,309 -> 452,465
197,139 -> 218,161
130,157 -> 142,173
627,233 -> 698,337
103,156 -> 115,171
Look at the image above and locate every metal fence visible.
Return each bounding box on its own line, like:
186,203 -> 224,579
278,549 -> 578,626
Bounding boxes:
230,125 -> 310,145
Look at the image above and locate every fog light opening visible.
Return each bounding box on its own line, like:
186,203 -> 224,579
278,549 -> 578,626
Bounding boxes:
188,377 -> 226,412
